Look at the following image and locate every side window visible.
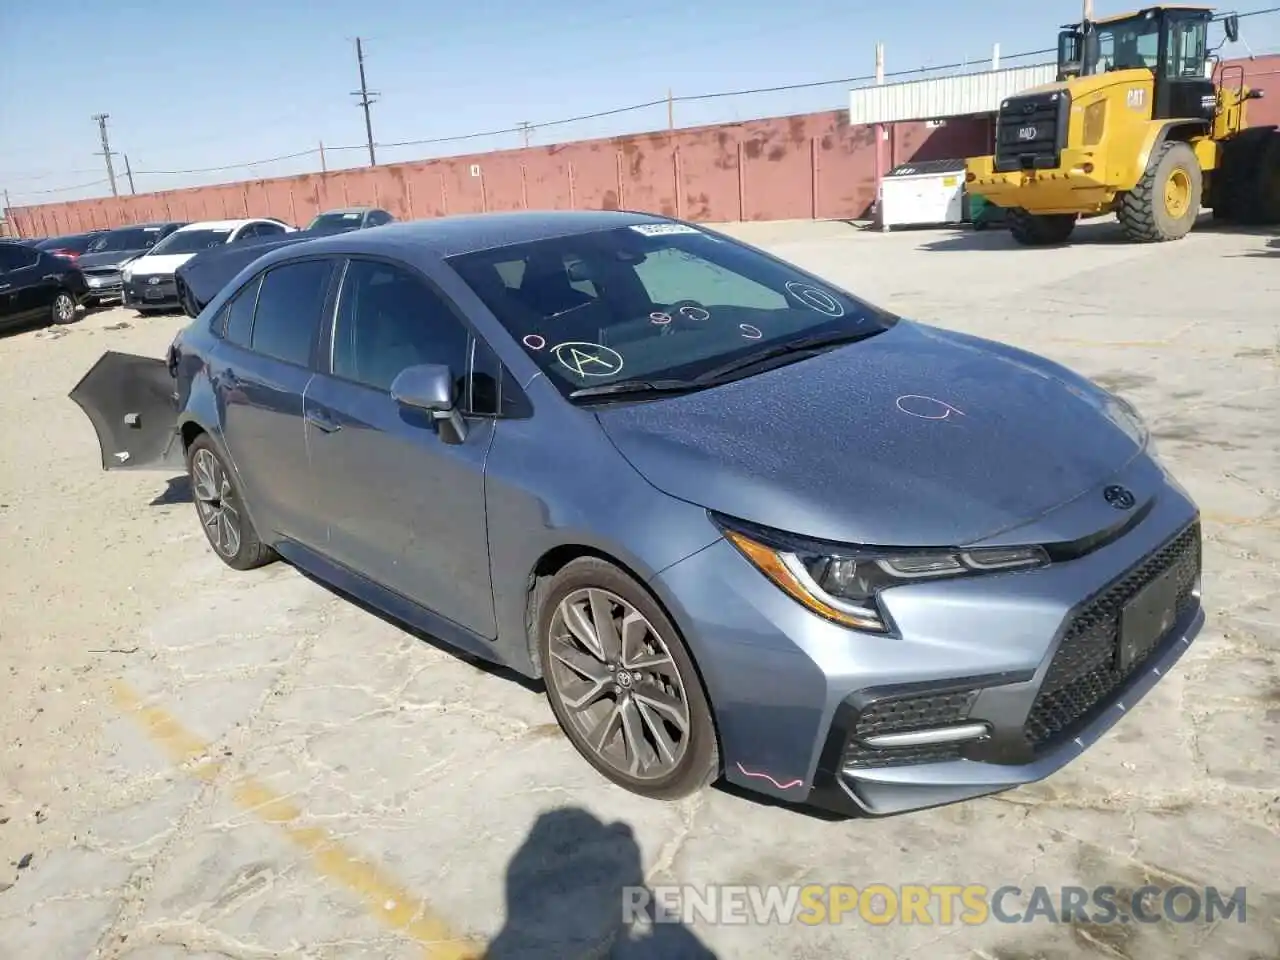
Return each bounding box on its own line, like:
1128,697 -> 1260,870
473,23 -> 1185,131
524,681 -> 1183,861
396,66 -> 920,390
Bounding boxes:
331,259 -> 470,396
256,221 -> 285,236
222,275 -> 263,346
470,338 -> 530,417
250,260 -> 336,366
235,224 -> 259,241
631,247 -> 787,310
0,244 -> 38,271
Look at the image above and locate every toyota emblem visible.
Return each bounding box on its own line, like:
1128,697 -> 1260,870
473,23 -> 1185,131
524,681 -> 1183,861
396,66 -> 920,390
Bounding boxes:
1103,485 -> 1136,510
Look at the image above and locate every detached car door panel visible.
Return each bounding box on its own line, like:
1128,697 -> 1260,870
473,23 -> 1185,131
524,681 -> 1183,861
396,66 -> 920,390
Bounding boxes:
305,257 -> 497,638
68,351 -> 187,471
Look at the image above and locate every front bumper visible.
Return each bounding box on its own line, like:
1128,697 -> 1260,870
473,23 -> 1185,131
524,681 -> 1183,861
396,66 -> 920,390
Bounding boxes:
83,271 -> 123,302
651,456 -> 1202,816
123,274 -> 179,309
965,150 -> 1116,216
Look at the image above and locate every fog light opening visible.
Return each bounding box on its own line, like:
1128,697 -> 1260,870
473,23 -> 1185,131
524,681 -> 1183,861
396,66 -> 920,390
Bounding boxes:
859,722 -> 992,749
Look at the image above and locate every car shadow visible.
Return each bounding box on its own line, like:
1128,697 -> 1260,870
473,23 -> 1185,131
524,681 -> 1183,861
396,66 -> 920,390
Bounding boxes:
484,807 -> 719,959
149,475 -> 192,506
918,218 -> 1134,251
288,563 -> 543,693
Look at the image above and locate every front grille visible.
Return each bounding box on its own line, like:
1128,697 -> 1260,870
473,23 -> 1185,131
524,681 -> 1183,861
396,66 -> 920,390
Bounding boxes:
994,91 -> 1070,173
1024,522 -> 1201,749
844,688 -> 978,769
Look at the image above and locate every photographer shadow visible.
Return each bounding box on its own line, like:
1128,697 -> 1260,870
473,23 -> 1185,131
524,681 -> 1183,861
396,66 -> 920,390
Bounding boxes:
484,806 -> 718,960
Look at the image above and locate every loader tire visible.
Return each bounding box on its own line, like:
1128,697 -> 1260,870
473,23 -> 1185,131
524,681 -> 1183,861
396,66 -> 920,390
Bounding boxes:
1007,208 -> 1077,246
1118,141 -> 1202,242
1233,132 -> 1280,226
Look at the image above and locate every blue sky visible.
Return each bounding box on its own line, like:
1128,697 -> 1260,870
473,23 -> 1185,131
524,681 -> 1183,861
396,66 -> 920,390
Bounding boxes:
2,0 -> 1277,206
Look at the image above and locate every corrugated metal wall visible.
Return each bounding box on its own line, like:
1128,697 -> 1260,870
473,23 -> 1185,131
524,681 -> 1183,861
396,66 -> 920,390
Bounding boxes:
9,111 -> 993,237
8,54 -> 1279,237
849,65 -> 1059,125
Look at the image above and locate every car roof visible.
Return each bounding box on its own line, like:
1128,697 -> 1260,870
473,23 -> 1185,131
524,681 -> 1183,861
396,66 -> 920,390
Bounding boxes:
280,209 -> 675,259
107,221 -> 185,230
173,219 -> 262,232
315,207 -> 377,216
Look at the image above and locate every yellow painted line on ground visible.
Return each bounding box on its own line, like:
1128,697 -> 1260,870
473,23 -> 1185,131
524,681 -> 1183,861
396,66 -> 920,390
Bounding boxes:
113,682 -> 483,960
1049,319 -> 1201,350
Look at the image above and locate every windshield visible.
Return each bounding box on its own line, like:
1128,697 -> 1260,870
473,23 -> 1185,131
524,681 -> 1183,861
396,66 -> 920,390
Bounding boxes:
446,223 -> 896,398
38,233 -> 99,253
308,212 -> 364,232
87,226 -> 169,253
1091,14 -> 1161,72
148,228 -> 233,255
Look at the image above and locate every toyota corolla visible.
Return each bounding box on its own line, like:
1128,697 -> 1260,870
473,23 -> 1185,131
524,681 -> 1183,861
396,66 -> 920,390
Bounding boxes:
70,211 -> 1203,815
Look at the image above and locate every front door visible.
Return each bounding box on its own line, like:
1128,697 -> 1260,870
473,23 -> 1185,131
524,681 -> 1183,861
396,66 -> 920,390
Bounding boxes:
0,244 -> 46,324
305,257 -> 497,638
211,258 -> 337,549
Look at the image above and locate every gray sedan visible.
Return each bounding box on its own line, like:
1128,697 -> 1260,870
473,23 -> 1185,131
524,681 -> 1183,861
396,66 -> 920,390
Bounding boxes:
71,210 -> 1203,815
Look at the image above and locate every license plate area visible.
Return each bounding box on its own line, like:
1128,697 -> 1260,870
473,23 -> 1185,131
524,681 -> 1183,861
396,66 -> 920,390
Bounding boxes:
143,288 -> 165,300
1117,566 -> 1181,673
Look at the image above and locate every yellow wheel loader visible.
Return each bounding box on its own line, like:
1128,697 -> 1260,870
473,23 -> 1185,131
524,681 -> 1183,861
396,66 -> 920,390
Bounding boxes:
965,6 -> 1280,245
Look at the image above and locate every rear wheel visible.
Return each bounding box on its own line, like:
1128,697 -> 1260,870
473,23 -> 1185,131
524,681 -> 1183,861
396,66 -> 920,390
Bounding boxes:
1118,140 -> 1202,242
1229,132 -> 1280,226
1007,208 -> 1077,246
536,557 -> 719,800
50,291 -> 77,325
187,435 -> 276,570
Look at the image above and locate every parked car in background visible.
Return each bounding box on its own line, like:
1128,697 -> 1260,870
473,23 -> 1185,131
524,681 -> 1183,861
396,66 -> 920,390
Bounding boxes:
16,237 -> 48,247
306,207 -> 394,234
122,218 -> 294,314
79,222 -> 187,307
36,232 -> 106,262
70,211 -> 1202,815
0,239 -> 88,329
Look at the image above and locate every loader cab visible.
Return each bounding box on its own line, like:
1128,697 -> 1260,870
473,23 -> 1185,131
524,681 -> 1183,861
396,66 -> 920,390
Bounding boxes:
1058,6 -> 1218,122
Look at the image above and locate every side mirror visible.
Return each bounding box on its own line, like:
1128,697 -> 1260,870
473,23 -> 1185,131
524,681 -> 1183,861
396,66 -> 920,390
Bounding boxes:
390,363 -> 468,443
1225,14 -> 1239,43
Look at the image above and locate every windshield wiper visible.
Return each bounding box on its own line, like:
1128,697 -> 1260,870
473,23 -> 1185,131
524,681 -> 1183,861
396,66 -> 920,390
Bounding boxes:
569,378 -> 706,400
693,329 -> 876,383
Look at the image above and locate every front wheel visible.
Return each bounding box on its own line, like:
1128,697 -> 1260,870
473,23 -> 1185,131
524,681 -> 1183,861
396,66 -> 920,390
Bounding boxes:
50,291 -> 77,325
1007,208 -> 1077,246
1118,140 -> 1202,242
187,435 -> 276,570
536,558 -> 719,800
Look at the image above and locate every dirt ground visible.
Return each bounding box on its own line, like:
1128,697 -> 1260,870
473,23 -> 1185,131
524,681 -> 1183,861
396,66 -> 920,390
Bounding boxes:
0,218 -> 1277,960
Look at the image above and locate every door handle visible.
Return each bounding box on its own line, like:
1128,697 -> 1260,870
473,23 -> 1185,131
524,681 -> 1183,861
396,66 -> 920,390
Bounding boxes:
305,410 -> 342,433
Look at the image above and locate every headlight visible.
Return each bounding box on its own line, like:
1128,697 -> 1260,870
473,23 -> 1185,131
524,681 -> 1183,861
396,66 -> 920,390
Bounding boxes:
1083,99 -> 1107,147
122,266 -> 133,282
715,514 -> 1048,633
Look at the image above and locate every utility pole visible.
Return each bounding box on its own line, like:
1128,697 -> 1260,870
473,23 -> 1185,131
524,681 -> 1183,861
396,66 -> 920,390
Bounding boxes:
517,121 -> 533,148
351,38 -> 379,166
667,88 -> 674,131
122,154 -> 136,194
319,141 -> 327,173
92,113 -> 119,196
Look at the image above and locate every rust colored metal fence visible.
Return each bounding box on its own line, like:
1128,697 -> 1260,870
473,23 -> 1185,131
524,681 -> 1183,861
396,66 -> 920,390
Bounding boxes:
8,110 -> 990,237
9,55 -> 1279,238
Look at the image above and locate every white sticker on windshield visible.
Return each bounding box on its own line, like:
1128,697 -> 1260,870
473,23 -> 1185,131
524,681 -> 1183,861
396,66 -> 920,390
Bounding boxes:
628,223 -> 701,236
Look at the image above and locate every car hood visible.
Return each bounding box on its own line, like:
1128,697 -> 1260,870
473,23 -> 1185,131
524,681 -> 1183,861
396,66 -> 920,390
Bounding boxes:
128,252 -> 198,276
77,249 -> 147,270
595,321 -> 1147,547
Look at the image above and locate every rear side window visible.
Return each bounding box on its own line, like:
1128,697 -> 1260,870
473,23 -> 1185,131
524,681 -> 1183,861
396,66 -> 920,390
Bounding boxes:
222,275 -> 263,347
250,259 -> 336,367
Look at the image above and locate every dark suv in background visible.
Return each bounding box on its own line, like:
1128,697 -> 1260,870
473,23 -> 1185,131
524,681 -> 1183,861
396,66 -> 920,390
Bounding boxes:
0,240 -> 88,329
78,222 -> 187,307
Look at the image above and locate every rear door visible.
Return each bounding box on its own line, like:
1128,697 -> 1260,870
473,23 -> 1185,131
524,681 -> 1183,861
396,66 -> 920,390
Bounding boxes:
304,257 -> 497,637
0,243 -> 46,323
210,257 -> 338,548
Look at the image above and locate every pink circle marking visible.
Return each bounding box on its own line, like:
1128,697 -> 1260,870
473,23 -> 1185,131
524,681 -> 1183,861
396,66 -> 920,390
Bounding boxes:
523,334 -> 546,350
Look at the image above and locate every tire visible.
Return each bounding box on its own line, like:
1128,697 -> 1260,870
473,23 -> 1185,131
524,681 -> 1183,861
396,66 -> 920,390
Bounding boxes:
535,557 -> 719,800
1007,207 -> 1077,246
1117,140 -> 1202,242
186,435 -> 276,571
50,290 -> 77,325
1231,133 -> 1280,226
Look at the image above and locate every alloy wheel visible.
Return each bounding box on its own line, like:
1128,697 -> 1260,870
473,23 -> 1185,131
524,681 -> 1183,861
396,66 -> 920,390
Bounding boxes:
191,448 -> 242,558
53,293 -> 75,323
547,587 -> 691,781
